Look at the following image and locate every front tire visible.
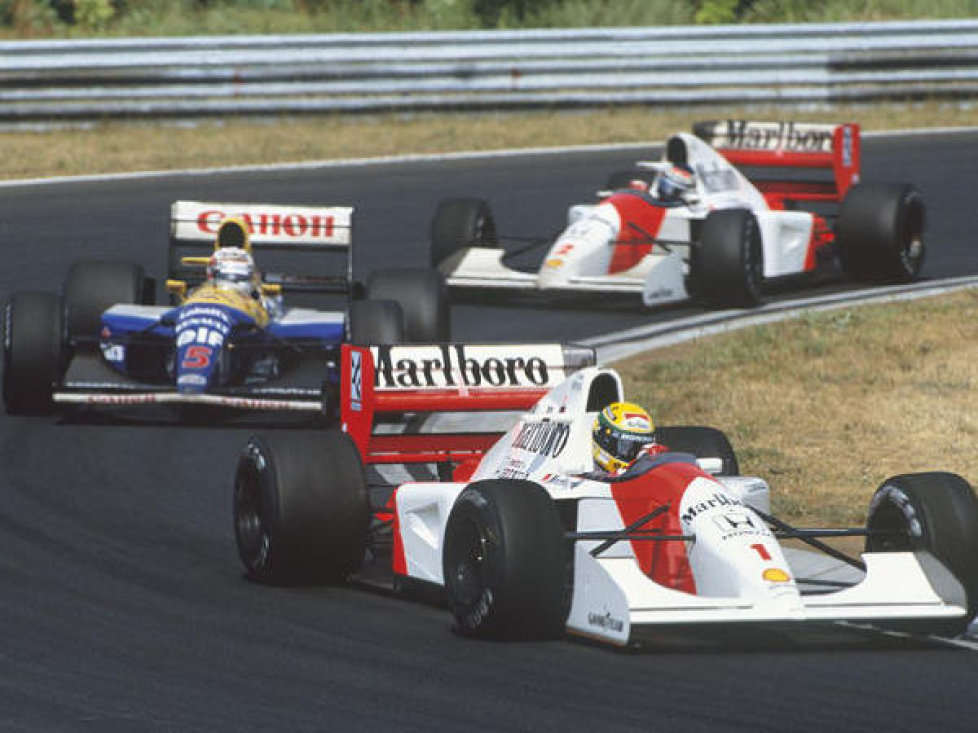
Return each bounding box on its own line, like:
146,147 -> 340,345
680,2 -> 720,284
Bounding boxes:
430,197 -> 498,270
233,430 -> 369,585
693,208 -> 764,308
443,479 -> 568,639
656,426 -> 739,476
366,268 -> 449,342
348,299 -> 405,345
3,292 -> 65,415
866,472 -> 978,636
64,260 -> 147,341
836,183 -> 925,283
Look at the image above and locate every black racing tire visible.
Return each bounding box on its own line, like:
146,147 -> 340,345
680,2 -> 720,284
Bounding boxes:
233,430 -> 369,585
656,426 -> 739,476
836,183 -> 926,283
865,472 -> 978,636
64,260 -> 147,341
366,268 -> 450,342
348,299 -> 405,345
430,197 -> 498,270
694,208 -> 764,308
3,292 -> 65,415
604,170 -> 651,191
443,479 -> 568,639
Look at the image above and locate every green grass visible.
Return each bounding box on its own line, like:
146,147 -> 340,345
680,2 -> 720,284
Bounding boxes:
4,0 -> 978,37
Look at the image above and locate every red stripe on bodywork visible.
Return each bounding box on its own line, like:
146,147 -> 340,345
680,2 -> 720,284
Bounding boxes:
605,193 -> 668,274
388,488 -> 407,577
609,462 -> 703,594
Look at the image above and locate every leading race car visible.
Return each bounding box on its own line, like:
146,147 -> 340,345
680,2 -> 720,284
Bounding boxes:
432,120 -> 926,308
2,200 -> 447,419
232,344 -> 978,645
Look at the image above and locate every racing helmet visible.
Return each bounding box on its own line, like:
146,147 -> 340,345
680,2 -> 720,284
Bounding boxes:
655,164 -> 695,202
207,246 -> 256,293
592,402 -> 657,474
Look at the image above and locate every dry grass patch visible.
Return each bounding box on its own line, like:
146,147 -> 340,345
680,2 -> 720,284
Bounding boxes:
618,290 -> 978,527
2,102 -> 976,181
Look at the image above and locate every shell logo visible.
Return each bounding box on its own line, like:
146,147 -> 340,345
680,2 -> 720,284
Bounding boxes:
763,568 -> 791,583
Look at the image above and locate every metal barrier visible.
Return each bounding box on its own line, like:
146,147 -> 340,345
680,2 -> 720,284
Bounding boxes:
2,19 -> 978,123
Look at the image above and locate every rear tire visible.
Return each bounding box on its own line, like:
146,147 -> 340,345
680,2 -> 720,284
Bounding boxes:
233,430 -> 369,585
3,292 -> 65,415
836,183 -> 925,283
656,426 -> 739,476
430,197 -> 498,270
866,472 -> 978,636
64,260 -> 147,341
443,479 -> 568,639
348,299 -> 405,345
366,268 -> 450,342
694,208 -> 764,307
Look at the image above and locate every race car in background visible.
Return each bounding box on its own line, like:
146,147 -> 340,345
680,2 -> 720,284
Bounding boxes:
2,200 -> 447,419
431,120 -> 926,308
232,343 -> 978,645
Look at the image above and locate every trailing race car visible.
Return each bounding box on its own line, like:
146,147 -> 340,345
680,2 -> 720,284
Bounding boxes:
2,200 -> 447,419
432,120 -> 926,308
232,344 -> 978,645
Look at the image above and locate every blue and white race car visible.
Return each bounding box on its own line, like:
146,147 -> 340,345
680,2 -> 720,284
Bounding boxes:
2,200 -> 447,419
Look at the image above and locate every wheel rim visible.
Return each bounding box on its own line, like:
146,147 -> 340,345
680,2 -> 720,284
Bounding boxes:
234,462 -> 269,570
448,518 -> 488,606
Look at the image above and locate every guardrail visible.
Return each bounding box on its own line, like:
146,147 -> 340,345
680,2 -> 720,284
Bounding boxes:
2,19 -> 978,123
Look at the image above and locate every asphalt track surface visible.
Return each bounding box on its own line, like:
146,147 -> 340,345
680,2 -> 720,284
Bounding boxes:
1,131 -> 978,731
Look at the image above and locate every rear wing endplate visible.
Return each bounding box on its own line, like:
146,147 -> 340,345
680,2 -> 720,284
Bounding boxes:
341,343 -> 595,465
693,120 -> 860,207
168,200 -> 355,293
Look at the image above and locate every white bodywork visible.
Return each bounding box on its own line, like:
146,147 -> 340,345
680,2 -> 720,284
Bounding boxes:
390,367 -> 968,645
441,132 -> 817,307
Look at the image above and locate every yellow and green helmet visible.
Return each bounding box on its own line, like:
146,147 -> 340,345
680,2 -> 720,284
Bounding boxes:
592,401 -> 656,474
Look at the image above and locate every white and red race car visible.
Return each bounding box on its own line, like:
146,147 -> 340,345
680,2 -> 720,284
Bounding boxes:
232,343 -> 977,645
432,120 -> 926,307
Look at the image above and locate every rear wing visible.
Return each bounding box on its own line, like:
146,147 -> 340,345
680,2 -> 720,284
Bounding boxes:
341,343 -> 596,466
168,200 -> 355,294
693,120 -> 860,208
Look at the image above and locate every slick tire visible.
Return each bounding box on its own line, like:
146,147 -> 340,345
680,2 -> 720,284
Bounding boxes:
656,426 -> 740,476
693,208 -> 764,308
866,472 -> 978,636
443,479 -> 568,639
366,268 -> 450,342
348,299 -> 405,345
836,183 -> 925,283
233,430 -> 369,585
430,197 -> 498,270
64,260 -> 148,341
3,292 -> 65,415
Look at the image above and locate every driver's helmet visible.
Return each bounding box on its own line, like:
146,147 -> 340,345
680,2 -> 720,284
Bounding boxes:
207,246 -> 256,295
593,402 -> 657,474
655,164 -> 695,202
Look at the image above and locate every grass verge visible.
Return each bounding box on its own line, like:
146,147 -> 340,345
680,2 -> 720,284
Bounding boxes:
618,289 -> 978,527
2,102 -> 977,181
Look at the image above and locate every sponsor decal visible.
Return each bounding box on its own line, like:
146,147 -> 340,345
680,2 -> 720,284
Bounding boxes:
716,120 -> 834,153
587,610 -> 625,633
177,374 -> 208,387
841,125 -> 854,168
680,490 -> 742,526
100,343 -> 125,363
750,543 -> 772,561
349,349 -> 362,412
512,421 -> 570,458
181,345 -> 213,370
544,258 -> 564,268
197,209 -> 336,240
763,568 -> 791,583
711,510 -> 769,541
371,344 -> 558,390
